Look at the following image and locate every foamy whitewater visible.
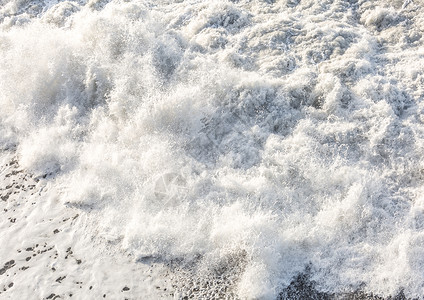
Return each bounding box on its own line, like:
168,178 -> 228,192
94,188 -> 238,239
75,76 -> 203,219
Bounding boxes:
1,0 -> 424,298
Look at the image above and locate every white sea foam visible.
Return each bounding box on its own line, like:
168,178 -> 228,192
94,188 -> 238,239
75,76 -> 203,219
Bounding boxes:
1,0 -> 424,298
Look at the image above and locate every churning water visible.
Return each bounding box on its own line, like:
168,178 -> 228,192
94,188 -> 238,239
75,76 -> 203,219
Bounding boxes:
1,0 -> 424,298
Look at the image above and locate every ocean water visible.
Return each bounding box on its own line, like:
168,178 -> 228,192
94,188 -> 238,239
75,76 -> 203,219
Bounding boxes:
1,0 -> 424,298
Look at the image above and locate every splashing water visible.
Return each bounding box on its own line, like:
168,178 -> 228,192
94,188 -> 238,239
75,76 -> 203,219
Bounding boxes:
1,0 -> 424,298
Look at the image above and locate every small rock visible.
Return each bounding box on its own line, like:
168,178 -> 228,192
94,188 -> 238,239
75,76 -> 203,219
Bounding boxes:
4,260 -> 15,268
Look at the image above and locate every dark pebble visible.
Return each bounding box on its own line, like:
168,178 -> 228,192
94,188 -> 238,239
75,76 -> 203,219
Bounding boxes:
5,260 -> 15,268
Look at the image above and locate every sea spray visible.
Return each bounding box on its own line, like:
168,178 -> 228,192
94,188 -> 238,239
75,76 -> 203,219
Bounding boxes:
1,0 -> 424,298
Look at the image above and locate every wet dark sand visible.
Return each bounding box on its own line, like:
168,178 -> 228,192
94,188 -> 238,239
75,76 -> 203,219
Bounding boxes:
279,272 -> 412,300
